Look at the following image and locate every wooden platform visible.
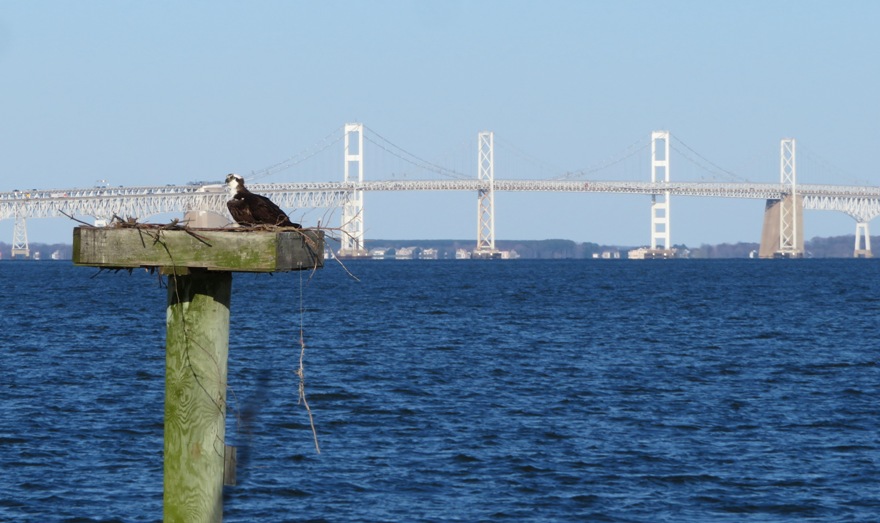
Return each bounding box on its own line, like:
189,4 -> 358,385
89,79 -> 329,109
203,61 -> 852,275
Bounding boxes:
73,226 -> 324,272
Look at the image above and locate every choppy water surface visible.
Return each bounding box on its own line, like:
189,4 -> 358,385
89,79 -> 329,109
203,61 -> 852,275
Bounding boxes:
1,259 -> 878,522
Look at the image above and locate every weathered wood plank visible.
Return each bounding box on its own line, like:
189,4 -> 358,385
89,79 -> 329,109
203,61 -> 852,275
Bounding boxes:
72,227 -> 323,272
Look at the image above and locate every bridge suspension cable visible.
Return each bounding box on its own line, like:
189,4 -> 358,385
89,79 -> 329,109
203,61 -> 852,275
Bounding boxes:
669,134 -> 748,183
493,137 -> 567,179
797,142 -> 865,186
362,124 -> 471,180
551,136 -> 650,181
248,126 -> 345,183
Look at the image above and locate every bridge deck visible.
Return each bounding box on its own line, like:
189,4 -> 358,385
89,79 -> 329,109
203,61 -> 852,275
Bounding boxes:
3,180 -> 880,223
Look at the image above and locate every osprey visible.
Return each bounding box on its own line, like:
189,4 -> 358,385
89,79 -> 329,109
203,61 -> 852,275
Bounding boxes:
225,173 -> 300,228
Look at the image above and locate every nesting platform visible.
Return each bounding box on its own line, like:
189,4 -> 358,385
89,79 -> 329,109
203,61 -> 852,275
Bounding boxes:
73,226 -> 324,272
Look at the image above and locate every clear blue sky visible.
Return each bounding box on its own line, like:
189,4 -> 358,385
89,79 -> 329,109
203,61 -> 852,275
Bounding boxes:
2,1 -> 878,247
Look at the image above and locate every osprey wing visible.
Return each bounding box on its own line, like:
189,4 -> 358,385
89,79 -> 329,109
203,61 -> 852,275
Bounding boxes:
249,194 -> 296,227
227,197 -> 257,226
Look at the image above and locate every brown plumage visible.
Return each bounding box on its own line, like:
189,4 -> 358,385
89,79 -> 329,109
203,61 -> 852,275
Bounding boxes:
225,173 -> 300,228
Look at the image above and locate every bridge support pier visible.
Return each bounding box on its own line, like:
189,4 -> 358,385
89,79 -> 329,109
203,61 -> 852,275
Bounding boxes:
11,211 -> 30,258
854,222 -> 872,258
759,138 -> 804,258
759,195 -> 804,258
339,123 -> 369,258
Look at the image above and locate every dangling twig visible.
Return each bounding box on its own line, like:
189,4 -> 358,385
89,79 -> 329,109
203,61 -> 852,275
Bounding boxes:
296,267 -> 321,453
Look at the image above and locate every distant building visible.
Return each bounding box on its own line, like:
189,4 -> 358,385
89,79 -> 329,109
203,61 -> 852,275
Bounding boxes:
471,249 -> 520,260
370,248 -> 388,259
455,249 -> 471,260
628,247 -> 679,260
395,247 -> 414,260
420,248 -> 439,260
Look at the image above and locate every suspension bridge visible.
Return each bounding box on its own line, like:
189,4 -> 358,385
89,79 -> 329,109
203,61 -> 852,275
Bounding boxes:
2,123 -> 879,259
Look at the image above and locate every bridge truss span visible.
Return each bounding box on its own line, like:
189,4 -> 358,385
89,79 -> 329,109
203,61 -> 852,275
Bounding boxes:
4,181 -> 880,223
803,193 -> 880,222
0,188 -> 227,223
247,183 -> 352,210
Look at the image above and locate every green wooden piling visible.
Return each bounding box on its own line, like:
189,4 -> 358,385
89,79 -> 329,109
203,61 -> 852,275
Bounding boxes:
164,270 -> 231,522
72,226 -> 325,522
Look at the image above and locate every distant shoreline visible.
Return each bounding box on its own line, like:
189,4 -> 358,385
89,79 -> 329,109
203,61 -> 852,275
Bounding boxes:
0,234 -> 876,260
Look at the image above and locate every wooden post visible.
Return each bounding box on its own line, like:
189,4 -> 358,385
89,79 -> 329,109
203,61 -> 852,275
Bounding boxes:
73,226 -> 323,522
164,270 -> 231,522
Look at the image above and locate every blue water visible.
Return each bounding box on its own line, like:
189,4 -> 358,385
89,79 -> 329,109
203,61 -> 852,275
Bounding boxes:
1,259 -> 878,522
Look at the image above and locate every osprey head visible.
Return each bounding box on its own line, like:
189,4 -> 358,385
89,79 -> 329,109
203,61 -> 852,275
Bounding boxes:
225,173 -> 245,195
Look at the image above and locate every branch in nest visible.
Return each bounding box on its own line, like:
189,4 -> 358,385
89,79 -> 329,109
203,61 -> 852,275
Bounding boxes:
59,211 -> 95,227
111,214 -> 141,227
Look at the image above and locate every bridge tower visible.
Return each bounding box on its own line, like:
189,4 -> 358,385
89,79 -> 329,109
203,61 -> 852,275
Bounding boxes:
777,138 -> 803,257
650,131 -> 673,256
11,209 -> 30,258
758,138 -> 804,258
474,131 -> 498,258
339,123 -> 369,258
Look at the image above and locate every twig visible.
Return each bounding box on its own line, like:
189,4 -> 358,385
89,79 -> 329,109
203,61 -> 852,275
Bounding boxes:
59,210 -> 95,227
